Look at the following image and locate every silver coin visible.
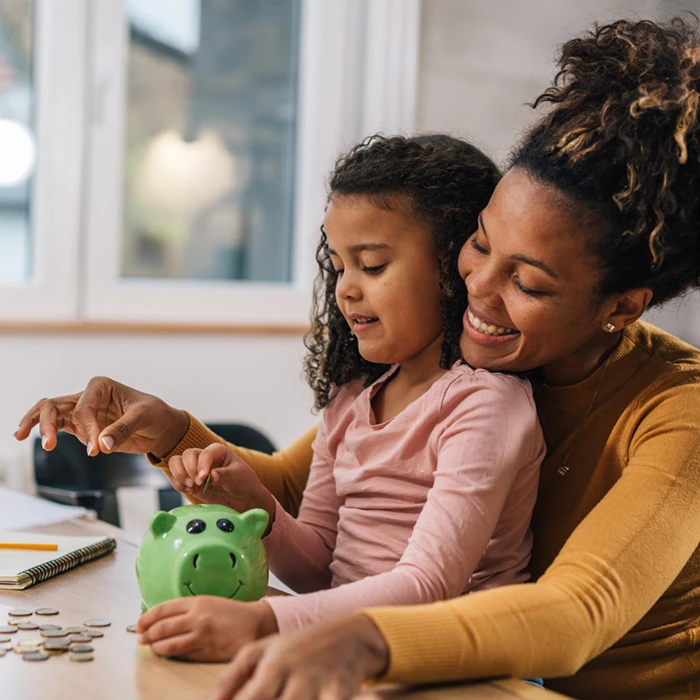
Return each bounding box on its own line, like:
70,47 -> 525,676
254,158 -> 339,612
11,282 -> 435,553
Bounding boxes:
39,624 -> 61,631
0,626 -> 17,634
35,608 -> 59,616
8,609 -> 32,617
41,629 -> 68,638
0,649 -> 6,657
23,651 -> 50,662
69,643 -> 93,653
83,619 -> 111,628
0,635 -> 11,643
7,619 -> 23,626
17,622 -> 39,631
65,626 -> 87,634
43,640 -> 70,651
126,625 -> 137,633
69,652 -> 94,662
85,629 -> 104,638
68,635 -> 91,644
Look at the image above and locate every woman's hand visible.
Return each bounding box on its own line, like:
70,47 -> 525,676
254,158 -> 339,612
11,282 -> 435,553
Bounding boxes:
168,444 -> 276,531
136,597 -> 278,662
209,615 -> 389,700
14,376 -> 190,459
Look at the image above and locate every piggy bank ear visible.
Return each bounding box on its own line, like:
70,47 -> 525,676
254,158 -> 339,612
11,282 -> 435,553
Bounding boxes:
149,511 -> 177,536
239,508 -> 269,538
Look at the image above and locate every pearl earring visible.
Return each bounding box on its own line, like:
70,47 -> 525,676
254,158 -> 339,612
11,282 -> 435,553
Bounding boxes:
605,323 -> 615,333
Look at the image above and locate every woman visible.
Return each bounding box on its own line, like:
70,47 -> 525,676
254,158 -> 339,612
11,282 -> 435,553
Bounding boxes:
16,17 -> 700,700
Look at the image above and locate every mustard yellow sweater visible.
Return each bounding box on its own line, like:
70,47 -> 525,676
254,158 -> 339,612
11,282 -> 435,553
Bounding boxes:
154,322 -> 700,700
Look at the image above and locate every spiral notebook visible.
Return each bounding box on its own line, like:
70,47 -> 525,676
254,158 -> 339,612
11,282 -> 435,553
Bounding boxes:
0,530 -> 117,590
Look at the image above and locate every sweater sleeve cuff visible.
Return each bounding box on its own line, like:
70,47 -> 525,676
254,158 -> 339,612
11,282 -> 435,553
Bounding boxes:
146,412 -> 223,468
358,604 -> 469,684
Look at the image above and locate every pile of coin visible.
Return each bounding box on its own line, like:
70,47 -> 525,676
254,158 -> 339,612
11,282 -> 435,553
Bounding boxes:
0,607 -> 112,662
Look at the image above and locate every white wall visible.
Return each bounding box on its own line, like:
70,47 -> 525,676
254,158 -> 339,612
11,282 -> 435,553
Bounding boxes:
0,332 -> 315,494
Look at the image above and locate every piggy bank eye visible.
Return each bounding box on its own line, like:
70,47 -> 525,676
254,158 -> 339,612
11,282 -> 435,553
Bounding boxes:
186,519 -> 206,534
216,519 -> 234,533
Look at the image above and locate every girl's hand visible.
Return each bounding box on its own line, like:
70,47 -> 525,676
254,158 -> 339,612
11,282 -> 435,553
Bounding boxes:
168,444 -> 276,532
136,597 -> 278,662
14,376 -> 189,459
209,615 -> 389,700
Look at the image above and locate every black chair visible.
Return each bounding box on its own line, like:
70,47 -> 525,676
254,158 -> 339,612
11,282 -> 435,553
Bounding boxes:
206,423 -> 276,455
33,423 -> 276,527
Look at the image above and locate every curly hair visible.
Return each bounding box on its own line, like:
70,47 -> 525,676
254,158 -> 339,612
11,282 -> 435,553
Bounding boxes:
303,134 -> 500,410
513,16 -> 700,306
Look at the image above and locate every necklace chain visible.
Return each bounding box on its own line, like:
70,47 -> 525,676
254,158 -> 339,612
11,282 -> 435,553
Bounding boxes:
541,353 -> 613,477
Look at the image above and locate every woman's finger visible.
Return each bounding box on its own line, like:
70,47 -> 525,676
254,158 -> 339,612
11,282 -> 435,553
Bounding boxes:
282,675 -> 326,700
72,382 -> 110,456
210,642 -> 269,700
15,397 -> 45,440
37,402 -> 61,451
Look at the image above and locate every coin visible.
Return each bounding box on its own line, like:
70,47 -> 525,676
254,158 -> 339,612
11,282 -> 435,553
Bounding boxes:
35,608 -> 59,616
85,629 -> 104,638
43,640 -> 70,651
23,652 -> 49,662
83,619 -> 111,627
7,619 -> 23,626
41,629 -> 68,638
68,635 -> 91,643
65,626 -> 87,634
0,649 -> 5,657
202,472 -> 212,494
126,625 -> 137,633
70,652 -> 94,662
8,609 -> 32,617
17,622 -> 39,631
0,626 -> 17,634
0,635 -> 11,643
39,624 -> 61,631
69,643 -> 93,653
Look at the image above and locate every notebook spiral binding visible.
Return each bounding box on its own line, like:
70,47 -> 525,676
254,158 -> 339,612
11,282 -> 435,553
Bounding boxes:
25,538 -> 117,586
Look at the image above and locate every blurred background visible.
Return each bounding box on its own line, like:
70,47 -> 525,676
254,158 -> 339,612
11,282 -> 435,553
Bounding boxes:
0,0 -> 697,533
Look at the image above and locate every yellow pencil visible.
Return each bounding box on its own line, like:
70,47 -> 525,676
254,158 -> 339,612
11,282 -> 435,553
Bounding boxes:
0,542 -> 58,551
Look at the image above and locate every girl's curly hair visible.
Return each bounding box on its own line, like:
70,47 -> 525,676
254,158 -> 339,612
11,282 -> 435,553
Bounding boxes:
304,134 -> 500,410
513,16 -> 700,306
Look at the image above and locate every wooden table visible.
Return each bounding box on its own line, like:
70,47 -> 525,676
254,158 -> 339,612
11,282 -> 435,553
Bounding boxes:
0,518 -> 570,700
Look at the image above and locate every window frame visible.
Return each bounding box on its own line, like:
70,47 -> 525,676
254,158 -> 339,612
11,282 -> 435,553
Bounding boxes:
0,0 -> 87,321
79,0 -> 422,327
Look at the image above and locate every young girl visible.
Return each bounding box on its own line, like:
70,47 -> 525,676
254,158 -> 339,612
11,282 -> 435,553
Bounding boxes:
136,134 -> 546,659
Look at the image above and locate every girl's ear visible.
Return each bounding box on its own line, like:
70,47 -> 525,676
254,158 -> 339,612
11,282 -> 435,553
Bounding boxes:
603,288 -> 653,332
240,508 -> 269,539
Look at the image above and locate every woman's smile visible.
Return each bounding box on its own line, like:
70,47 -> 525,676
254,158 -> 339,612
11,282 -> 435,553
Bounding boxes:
464,306 -> 519,343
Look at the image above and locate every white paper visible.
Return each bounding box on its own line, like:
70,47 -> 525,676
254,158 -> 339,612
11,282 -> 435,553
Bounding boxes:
0,530 -> 109,579
0,486 -> 88,530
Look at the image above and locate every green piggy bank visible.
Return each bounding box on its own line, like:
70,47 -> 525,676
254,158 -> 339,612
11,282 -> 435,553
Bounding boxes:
135,504 -> 269,610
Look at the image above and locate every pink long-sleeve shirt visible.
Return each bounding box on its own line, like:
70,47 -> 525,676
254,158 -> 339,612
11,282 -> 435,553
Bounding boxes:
264,362 -> 545,632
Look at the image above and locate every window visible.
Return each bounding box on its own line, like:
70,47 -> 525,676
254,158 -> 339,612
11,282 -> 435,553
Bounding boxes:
122,0 -> 300,284
0,0 -> 421,326
0,0 -> 34,285
0,0 -> 85,321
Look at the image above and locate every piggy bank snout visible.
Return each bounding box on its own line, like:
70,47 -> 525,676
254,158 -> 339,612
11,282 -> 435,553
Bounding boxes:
181,543 -> 239,574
